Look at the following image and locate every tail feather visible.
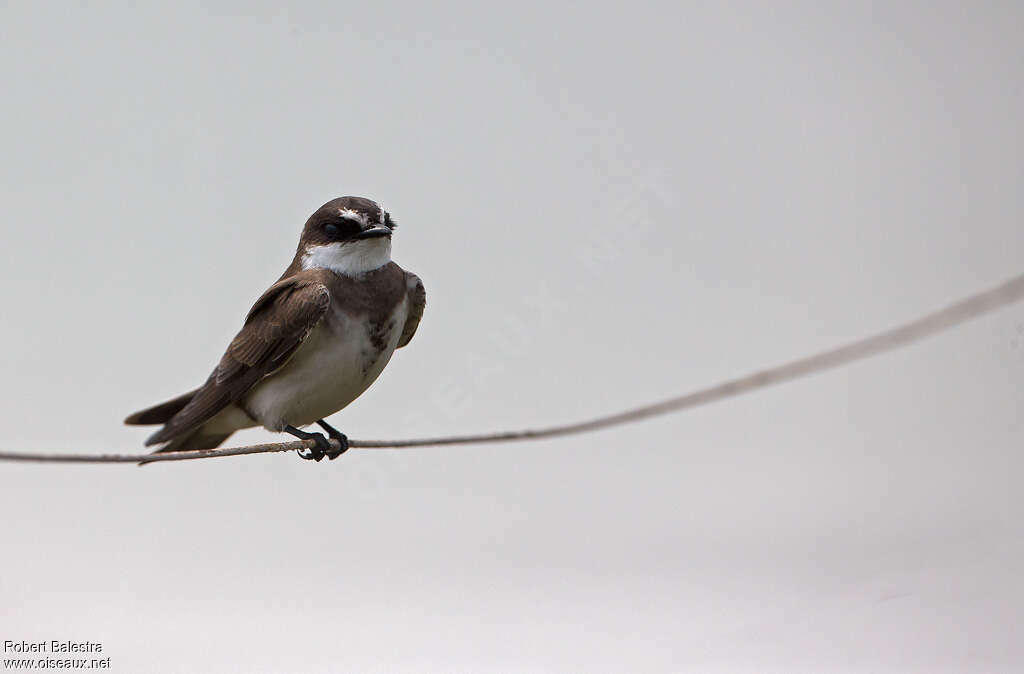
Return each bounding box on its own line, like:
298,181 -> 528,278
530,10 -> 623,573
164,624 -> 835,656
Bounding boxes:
129,388 -> 237,465
125,389 -> 199,426
137,429 -> 234,466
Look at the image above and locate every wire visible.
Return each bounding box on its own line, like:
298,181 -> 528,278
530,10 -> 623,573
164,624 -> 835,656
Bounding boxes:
2,272 -> 1022,465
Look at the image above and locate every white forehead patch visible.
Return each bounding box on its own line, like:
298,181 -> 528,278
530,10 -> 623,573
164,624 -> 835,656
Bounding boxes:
338,208 -> 370,227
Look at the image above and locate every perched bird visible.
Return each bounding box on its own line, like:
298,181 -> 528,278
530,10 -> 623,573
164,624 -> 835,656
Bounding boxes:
125,196 -> 425,461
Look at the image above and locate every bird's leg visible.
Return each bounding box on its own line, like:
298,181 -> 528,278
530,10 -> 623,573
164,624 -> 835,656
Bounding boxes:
284,425 -> 330,462
316,419 -> 350,460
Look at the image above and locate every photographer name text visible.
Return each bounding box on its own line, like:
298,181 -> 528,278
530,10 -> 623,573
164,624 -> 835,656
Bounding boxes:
4,641 -> 103,654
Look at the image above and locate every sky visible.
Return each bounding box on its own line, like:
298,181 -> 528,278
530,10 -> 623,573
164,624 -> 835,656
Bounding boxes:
1,2 -> 1022,672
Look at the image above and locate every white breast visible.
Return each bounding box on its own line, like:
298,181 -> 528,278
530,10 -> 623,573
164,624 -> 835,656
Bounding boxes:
241,297 -> 408,431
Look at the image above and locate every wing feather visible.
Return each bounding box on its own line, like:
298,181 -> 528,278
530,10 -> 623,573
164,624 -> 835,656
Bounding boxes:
145,276 -> 330,446
398,271 -> 425,349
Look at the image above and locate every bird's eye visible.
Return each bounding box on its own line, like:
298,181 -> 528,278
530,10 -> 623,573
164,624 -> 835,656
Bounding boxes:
323,218 -> 361,240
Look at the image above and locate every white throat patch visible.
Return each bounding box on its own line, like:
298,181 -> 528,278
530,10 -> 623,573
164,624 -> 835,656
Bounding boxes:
301,239 -> 392,277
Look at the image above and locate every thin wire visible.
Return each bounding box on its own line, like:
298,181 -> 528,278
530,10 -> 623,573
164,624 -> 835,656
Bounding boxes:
2,272 -> 1023,465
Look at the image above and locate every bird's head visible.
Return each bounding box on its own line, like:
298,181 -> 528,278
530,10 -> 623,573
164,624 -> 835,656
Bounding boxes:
298,196 -> 397,276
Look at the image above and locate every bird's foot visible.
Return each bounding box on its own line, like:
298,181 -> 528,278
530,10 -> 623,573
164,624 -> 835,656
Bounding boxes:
284,425 -> 331,462
316,419 -> 350,460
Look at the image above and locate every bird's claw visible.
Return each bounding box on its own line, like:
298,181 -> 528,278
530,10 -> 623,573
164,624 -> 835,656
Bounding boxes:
287,422 -> 348,463
316,420 -> 350,460
296,433 -> 330,462
324,432 -> 349,460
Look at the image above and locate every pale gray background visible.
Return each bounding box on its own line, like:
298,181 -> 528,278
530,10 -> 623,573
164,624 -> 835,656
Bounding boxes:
1,2 -> 1022,672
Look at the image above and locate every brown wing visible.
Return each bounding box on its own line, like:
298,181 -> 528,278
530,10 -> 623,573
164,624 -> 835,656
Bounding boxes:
397,271 -> 425,348
144,274 -> 331,446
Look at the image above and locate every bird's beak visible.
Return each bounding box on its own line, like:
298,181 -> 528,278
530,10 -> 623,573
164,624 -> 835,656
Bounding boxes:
353,226 -> 392,240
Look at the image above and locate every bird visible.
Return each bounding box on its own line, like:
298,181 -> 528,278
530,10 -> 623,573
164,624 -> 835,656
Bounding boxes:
125,196 -> 425,462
